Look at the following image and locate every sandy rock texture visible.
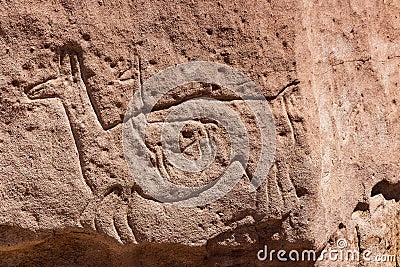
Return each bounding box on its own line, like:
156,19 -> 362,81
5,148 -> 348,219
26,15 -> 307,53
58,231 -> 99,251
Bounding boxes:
0,0 -> 399,266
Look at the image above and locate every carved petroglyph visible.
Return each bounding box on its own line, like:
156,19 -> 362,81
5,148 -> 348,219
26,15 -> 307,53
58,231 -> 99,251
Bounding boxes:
123,61 -> 277,207
24,50 -> 306,244
25,49 -> 137,244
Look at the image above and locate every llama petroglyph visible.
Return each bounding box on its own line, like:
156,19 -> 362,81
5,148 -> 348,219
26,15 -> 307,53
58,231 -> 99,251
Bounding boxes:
26,49 -> 137,243
2,2 -> 399,265
24,48 -> 279,246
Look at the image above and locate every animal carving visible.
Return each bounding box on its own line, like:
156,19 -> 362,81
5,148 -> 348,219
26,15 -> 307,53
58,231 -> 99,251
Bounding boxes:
26,50 -> 137,244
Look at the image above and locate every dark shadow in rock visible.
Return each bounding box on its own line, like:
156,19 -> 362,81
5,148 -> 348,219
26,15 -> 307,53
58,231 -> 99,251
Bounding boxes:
371,180 -> 400,202
353,202 -> 369,212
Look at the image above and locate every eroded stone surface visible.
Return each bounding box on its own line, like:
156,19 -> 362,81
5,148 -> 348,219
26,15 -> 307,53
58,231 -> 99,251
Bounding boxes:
0,0 -> 399,266
316,194 -> 399,267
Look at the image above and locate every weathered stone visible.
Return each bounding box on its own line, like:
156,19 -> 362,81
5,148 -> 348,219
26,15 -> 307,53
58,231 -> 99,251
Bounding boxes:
0,0 -> 399,266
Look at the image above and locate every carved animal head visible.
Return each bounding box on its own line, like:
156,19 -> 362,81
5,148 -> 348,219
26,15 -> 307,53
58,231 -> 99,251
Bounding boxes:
25,52 -> 81,100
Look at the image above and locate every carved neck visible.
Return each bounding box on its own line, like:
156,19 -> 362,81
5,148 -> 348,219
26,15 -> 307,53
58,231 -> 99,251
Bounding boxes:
60,80 -> 103,143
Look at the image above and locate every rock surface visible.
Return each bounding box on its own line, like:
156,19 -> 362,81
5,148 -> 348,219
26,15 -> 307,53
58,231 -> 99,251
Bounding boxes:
0,0 -> 399,266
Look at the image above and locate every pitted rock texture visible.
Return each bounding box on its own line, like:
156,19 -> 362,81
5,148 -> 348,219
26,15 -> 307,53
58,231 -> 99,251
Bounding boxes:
0,0 -> 399,266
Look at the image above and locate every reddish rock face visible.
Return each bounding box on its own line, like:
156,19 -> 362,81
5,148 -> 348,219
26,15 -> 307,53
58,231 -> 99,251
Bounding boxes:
0,0 -> 399,266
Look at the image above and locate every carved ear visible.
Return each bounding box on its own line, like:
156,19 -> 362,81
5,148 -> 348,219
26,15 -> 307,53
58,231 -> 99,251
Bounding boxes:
25,78 -> 64,99
69,52 -> 82,80
60,51 -> 72,77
